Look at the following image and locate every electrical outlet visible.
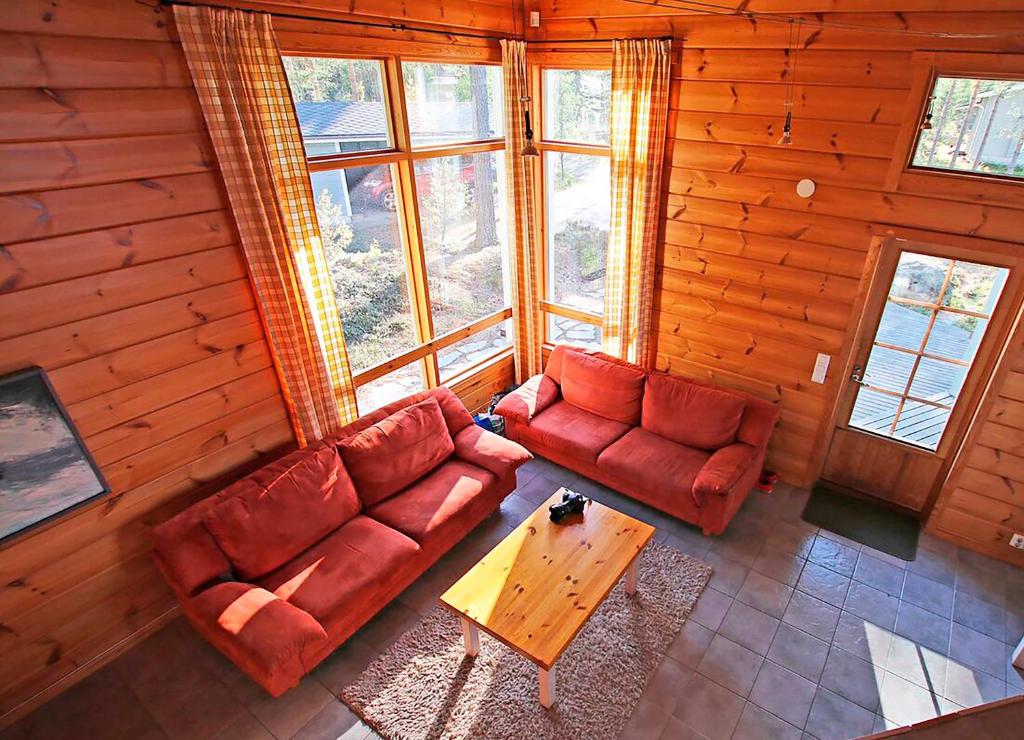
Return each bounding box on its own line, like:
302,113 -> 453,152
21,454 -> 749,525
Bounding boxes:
1011,533 -> 1024,550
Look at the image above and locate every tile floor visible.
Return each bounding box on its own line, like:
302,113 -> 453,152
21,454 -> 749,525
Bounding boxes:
3,456 -> 1023,740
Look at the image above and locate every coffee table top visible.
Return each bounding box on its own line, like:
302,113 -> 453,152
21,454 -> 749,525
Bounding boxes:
440,488 -> 655,670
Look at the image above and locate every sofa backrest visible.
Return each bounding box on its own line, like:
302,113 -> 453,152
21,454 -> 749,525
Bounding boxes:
153,386 -> 475,596
559,349 -> 646,425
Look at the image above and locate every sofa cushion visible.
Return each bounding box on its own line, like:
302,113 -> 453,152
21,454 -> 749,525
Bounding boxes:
598,427 -> 711,512
493,373 -> 560,425
367,460 -> 498,548
560,350 -> 646,425
642,373 -> 746,450
191,582 -> 328,680
339,397 -> 455,507
525,399 -> 631,463
260,515 -> 420,626
201,442 -> 362,579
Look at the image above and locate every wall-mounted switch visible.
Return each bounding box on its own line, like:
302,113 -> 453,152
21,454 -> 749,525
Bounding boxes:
530,11 -> 540,27
812,353 -> 830,384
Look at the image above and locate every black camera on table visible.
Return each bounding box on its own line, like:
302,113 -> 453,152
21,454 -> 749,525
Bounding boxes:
549,490 -> 587,523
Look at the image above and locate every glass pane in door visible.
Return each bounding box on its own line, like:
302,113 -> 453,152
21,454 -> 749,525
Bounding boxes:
848,251 -> 1008,450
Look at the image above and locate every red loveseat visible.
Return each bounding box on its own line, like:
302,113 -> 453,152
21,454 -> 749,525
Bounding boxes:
494,346 -> 778,536
152,388 -> 531,696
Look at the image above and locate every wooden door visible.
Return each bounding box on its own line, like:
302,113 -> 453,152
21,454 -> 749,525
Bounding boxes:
821,235 -> 1024,515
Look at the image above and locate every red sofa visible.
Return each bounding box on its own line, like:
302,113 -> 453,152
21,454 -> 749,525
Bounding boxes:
152,387 -> 531,696
495,346 -> 779,536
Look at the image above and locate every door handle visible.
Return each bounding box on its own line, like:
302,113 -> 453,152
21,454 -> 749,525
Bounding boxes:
850,364 -> 866,385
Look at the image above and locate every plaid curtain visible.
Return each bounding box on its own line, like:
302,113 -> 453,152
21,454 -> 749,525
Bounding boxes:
603,38 -> 672,368
501,39 -> 543,383
174,6 -> 357,445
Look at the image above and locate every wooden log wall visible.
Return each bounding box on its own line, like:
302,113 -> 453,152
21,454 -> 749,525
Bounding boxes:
0,0 -> 515,726
527,0 -> 1024,565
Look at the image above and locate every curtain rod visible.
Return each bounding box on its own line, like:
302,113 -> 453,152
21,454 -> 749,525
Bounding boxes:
154,0 -> 668,44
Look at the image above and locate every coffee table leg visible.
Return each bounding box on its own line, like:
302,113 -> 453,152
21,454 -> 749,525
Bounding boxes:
625,557 -> 639,595
461,618 -> 480,657
539,665 -> 556,709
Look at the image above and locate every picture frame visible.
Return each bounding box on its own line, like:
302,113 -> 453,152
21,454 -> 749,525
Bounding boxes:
0,366 -> 110,544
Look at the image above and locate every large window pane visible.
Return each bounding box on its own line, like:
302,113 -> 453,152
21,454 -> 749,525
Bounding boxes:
545,153 -> 610,314
283,57 -> 392,156
912,76 -> 1024,180
547,314 -> 602,350
415,152 -> 509,335
356,363 -> 427,415
543,69 -> 612,145
402,62 -> 503,147
312,164 -> 417,372
439,320 -> 512,382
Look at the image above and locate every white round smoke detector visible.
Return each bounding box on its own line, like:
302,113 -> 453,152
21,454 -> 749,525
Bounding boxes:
796,179 -> 816,198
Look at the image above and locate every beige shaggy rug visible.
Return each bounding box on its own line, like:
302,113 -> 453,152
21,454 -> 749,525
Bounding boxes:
341,541 -> 712,740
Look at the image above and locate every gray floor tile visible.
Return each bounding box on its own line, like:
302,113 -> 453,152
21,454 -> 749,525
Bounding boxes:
750,545 -> 806,586
805,687 -> 876,740
767,622 -> 830,682
819,646 -> 884,712
736,571 -> 794,619
876,671 -> 945,727
953,590 -> 1007,642
668,619 -> 715,670
292,701 -> 370,740
843,580 -> 900,631
696,634 -> 763,697
690,586 -> 733,632
782,591 -> 840,642
902,571 -> 954,619
948,622 -> 1010,679
671,674 -> 745,740
885,634 -> 947,694
718,600 -> 780,656
642,657 -> 693,712
832,611 -> 893,667
853,552 -> 906,597
657,715 -> 710,740
943,660 -> 1007,709
894,601 -> 952,655
732,702 -> 801,740
797,561 -> 851,608
907,548 -> 956,588
619,697 -> 673,740
807,536 -> 859,578
748,660 -> 817,728
702,551 -> 750,597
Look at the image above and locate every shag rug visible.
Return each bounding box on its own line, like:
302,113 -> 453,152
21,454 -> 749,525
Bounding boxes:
341,541 -> 712,740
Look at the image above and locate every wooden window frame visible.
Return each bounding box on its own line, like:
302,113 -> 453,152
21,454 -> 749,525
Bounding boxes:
887,52 -> 1024,209
281,48 -> 513,413
530,60 -> 612,349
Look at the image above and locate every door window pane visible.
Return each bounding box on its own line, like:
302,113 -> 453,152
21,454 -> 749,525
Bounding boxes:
547,314 -> 602,350
312,165 -> 417,372
402,62 -> 503,147
439,320 -> 513,382
283,57 -> 392,155
848,250 -> 1008,450
543,69 -> 612,145
912,76 -> 1024,180
415,152 -> 509,335
356,363 -> 427,415
545,152 -> 610,315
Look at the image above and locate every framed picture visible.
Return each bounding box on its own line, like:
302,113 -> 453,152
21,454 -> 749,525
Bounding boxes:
0,367 -> 109,544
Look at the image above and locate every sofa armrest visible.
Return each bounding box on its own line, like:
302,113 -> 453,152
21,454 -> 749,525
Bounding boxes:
693,443 -> 757,506
453,424 -> 533,479
191,582 -> 327,677
493,374 -> 559,425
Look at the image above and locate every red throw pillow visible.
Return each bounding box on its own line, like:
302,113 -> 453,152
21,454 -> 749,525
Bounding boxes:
642,373 -> 746,450
560,350 -> 646,425
339,397 -> 455,507
202,442 -> 362,579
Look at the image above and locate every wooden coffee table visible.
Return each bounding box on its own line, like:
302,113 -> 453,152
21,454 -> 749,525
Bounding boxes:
440,488 -> 655,708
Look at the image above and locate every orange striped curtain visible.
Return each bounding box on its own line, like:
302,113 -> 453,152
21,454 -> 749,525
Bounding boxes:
603,38 -> 672,368
501,39 -> 543,383
174,6 -> 358,445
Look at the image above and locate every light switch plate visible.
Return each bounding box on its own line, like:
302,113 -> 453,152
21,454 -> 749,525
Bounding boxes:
812,353 -> 830,384
530,11 -> 540,26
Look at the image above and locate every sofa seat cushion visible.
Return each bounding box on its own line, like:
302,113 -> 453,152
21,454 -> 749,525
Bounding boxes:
560,350 -> 646,425
201,442 -> 362,579
367,460 -> 498,548
339,397 -> 455,508
598,428 -> 711,512
525,399 -> 632,463
642,372 -> 746,450
260,515 -> 420,625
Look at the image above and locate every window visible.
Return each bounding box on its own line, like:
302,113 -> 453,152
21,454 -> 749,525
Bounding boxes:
912,76 -> 1024,179
849,251 -> 1008,450
537,68 -> 612,349
285,55 -> 512,414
